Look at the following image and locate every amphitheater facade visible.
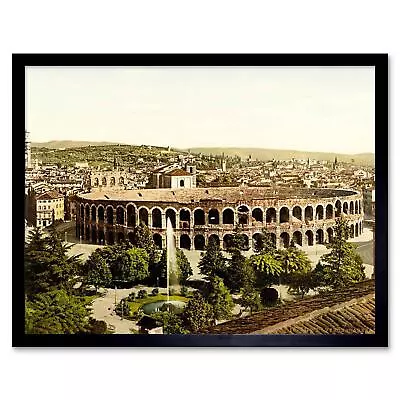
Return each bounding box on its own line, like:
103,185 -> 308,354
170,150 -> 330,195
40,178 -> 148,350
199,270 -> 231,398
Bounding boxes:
75,187 -> 364,251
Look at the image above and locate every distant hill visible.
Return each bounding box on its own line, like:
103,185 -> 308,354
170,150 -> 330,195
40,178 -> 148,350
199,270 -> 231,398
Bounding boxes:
31,140 -> 125,149
187,147 -> 374,166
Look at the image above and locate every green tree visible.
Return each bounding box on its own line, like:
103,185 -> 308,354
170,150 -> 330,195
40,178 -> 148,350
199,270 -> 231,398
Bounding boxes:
156,248 -> 193,287
85,251 -> 112,291
277,246 -> 312,282
206,277 -> 234,321
176,248 -> 193,285
239,284 -> 262,314
249,253 -> 283,287
198,240 -> 227,278
287,269 -> 317,298
182,292 -> 214,333
132,222 -> 158,264
25,290 -> 91,334
315,218 -> 365,288
111,247 -> 149,285
152,311 -> 189,334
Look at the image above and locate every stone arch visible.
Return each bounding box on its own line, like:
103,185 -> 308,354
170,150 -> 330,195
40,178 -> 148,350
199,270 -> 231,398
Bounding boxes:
237,205 -> 249,225
106,206 -> 113,224
252,232 -> 263,250
355,223 -> 359,237
153,233 -> 162,249
194,208 -> 205,226
138,207 -> 149,226
327,227 -> 334,243
85,204 -> 90,219
335,200 -> 342,217
223,234 -> 233,250
359,200 -> 362,214
350,224 -> 355,238
305,230 -> 314,246
180,234 -> 191,250
305,206 -> 313,222
127,204 -> 136,227
292,206 -> 302,221
208,208 -> 220,225
91,205 -> 96,222
280,232 -> 290,248
292,231 -> 302,246
194,234 -> 205,250
279,207 -> 289,223
119,176 -> 124,185
208,234 -> 220,247
179,179 -> 185,187
326,204 -> 334,219
316,205 -> 324,220
110,177 -> 116,186
117,231 -> 124,244
85,225 -> 90,241
355,201 -> 359,214
266,208 -> 277,223
166,208 -> 177,228
343,202 -> 349,214
350,201 -> 354,214
94,177 -> 99,187
107,230 -> 114,245
128,231 -> 135,244
179,208 -> 191,229
116,206 -> 125,225
222,207 -> 235,224
151,207 -> 162,228
98,230 -> 105,245
80,204 -> 84,219
252,207 -> 263,223
91,229 -> 97,244
102,177 -> 107,186
98,205 -> 104,222
316,229 -> 324,244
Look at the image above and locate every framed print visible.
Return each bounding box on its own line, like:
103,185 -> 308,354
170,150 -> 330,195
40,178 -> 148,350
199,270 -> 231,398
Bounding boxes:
13,54 -> 388,346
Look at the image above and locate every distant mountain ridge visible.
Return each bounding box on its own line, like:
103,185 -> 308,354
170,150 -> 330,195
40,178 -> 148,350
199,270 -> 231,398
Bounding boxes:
31,140 -> 124,149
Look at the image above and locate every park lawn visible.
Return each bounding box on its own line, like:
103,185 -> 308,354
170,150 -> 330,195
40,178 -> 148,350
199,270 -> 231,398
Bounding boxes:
128,294 -> 189,314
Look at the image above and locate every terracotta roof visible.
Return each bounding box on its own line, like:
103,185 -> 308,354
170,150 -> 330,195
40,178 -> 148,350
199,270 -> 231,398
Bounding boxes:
36,190 -> 64,200
165,168 -> 192,176
203,280 -> 375,335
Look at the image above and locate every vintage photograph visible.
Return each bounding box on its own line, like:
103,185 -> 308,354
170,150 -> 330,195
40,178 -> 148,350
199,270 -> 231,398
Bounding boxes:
21,59 -> 383,342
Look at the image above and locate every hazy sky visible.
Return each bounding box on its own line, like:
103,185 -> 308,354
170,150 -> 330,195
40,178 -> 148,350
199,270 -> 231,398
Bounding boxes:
25,66 -> 375,154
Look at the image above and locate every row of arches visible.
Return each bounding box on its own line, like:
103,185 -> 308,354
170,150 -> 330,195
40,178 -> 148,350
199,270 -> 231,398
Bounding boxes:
79,198 -> 363,229
92,176 -> 125,187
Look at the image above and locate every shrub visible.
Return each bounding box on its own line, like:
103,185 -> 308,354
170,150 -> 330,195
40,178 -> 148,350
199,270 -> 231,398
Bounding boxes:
169,288 -> 176,296
260,287 -> 279,306
137,289 -> 148,299
88,318 -> 108,334
127,292 -> 136,301
180,286 -> 189,297
151,288 -> 159,296
115,299 -> 130,317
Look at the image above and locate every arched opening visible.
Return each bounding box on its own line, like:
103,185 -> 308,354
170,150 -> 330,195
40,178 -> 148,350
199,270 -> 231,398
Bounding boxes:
152,208 -> 162,228
305,230 -> 314,246
208,234 -> 220,247
179,179 -> 185,187
94,178 -> 99,187
252,233 -> 263,250
106,207 -> 113,224
153,233 -> 162,249
180,234 -> 191,250
119,177 -> 124,185
128,231 -> 135,244
355,223 -> 359,237
252,208 -> 263,223
98,230 -> 105,245
166,209 -> 176,228
85,204 -> 90,219
117,232 -> 124,244
139,208 -> 149,226
179,209 -> 190,229
107,230 -> 114,245
305,206 -> 313,222
208,209 -> 219,225
91,205 -> 96,222
343,202 -> 349,214
359,200 -> 362,214
98,206 -> 104,222
326,204 -> 333,219
355,201 -> 359,214
194,234 -> 205,250
194,209 -> 205,226
223,234 -> 233,250
316,229 -> 324,244
266,208 -> 277,223
316,205 -> 324,220
280,232 -> 290,248
116,206 -> 125,225
292,231 -> 302,246
350,225 -> 354,238
91,229 -> 97,244
360,221 -> 362,234
335,200 -> 341,217
238,205 -> 249,225
223,208 -> 234,224
85,226 -> 90,241
327,227 -> 333,243
279,207 -> 289,224
350,201 -> 354,214
80,204 -> 84,219
127,205 -> 136,227
292,206 -> 302,221
110,177 -> 116,186
102,177 -> 107,186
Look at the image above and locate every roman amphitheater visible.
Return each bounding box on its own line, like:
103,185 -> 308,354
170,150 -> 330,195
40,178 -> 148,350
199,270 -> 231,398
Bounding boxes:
75,186 -> 364,251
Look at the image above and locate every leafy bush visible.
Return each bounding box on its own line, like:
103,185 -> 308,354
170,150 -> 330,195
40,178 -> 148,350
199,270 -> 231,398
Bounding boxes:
137,289 -> 148,299
180,286 -> 189,297
127,292 -> 136,301
151,288 -> 159,296
88,318 -> 108,334
115,299 -> 130,317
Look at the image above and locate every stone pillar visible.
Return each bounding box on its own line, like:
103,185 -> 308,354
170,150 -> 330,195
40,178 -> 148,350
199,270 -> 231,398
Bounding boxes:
161,212 -> 166,229
148,212 -> 153,228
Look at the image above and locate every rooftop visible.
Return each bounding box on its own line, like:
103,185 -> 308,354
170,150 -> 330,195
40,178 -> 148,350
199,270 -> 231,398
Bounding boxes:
36,190 -> 64,200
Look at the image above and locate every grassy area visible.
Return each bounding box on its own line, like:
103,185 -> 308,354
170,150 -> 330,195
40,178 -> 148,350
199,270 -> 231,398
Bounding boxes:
128,294 -> 189,314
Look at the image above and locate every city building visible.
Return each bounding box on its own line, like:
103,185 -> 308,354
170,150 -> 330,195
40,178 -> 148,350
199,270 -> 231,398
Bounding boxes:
36,190 -> 65,227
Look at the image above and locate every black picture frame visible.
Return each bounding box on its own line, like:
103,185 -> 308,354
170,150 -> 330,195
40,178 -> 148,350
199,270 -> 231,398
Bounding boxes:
13,54 -> 388,347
